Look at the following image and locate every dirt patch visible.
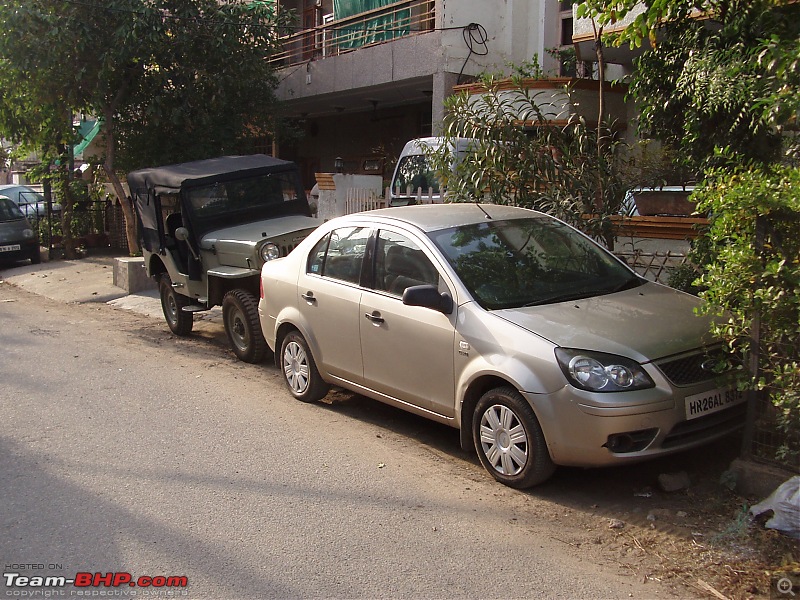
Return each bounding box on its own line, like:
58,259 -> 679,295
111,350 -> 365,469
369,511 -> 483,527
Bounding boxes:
531,443 -> 799,600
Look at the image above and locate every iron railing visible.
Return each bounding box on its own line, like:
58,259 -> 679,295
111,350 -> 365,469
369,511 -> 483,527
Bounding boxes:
271,0 -> 435,67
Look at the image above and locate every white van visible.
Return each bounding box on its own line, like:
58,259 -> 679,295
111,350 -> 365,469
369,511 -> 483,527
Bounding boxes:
388,137 -> 476,206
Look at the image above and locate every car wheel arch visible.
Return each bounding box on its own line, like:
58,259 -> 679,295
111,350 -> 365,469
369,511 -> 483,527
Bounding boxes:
273,321 -> 323,374
459,374 -> 517,453
208,275 -> 259,308
148,255 -> 168,278
458,371 -> 556,458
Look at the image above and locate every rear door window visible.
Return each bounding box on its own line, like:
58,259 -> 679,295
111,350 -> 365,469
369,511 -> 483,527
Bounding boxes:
306,226 -> 371,285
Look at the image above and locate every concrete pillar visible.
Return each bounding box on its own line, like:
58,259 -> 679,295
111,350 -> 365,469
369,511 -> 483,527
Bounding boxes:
431,71 -> 461,135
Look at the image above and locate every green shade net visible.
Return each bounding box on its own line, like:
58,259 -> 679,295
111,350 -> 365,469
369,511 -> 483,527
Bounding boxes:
333,0 -> 410,50
74,119 -> 102,156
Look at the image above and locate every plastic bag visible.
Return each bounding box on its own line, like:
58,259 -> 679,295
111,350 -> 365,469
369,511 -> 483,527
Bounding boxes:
749,475 -> 800,539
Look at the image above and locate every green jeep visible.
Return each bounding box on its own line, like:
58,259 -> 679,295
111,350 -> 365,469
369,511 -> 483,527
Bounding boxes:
129,155 -> 318,363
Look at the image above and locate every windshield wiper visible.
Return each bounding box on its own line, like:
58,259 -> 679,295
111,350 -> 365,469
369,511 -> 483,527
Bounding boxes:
522,291 -> 594,307
607,276 -> 644,294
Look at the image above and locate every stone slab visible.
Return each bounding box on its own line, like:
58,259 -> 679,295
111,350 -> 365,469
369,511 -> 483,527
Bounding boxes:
113,257 -> 157,293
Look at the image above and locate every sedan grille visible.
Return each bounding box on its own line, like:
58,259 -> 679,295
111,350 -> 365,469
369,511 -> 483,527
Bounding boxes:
655,347 -> 732,386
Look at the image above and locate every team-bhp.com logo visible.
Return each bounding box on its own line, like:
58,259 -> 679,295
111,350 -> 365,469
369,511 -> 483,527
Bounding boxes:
4,571 -> 188,590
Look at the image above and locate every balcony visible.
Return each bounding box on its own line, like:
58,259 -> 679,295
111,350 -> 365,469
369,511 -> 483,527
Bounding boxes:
271,0 -> 435,67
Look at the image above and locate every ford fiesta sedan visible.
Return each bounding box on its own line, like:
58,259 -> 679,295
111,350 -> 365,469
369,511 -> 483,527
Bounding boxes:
258,204 -> 745,488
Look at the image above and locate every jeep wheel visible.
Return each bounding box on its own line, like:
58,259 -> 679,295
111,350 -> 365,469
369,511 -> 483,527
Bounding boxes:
159,274 -> 193,336
222,289 -> 269,364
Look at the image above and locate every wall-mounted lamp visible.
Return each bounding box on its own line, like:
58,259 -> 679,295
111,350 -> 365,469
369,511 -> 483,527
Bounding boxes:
334,157 -> 344,173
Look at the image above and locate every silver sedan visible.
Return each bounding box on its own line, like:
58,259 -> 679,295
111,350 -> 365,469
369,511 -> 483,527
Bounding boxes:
258,204 -> 744,488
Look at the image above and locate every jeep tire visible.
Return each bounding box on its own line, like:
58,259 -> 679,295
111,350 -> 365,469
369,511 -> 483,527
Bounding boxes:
159,274 -> 193,336
222,289 -> 269,364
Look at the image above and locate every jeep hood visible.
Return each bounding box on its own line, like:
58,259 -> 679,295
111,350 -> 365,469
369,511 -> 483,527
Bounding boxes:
199,215 -> 318,266
200,215 -> 318,248
493,282 -> 717,363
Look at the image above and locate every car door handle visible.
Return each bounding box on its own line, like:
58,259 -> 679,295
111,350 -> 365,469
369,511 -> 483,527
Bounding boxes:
301,291 -> 316,303
364,311 -> 385,324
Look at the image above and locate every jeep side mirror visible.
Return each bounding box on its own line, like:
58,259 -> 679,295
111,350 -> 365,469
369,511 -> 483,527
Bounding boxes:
174,227 -> 200,261
174,227 -> 190,242
402,285 -> 453,315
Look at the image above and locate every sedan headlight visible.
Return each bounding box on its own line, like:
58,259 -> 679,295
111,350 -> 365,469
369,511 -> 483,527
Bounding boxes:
260,242 -> 280,263
555,348 -> 654,392
23,229 -> 34,239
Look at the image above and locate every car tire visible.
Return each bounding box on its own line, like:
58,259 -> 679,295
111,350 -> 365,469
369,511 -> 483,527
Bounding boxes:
473,387 -> 555,489
159,274 -> 193,336
280,330 -> 329,403
29,247 -> 41,265
222,289 -> 269,364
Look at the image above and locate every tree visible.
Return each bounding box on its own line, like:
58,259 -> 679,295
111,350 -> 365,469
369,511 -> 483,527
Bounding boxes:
693,166 -> 800,463
0,0 -> 293,254
577,0 -> 800,173
429,75 -> 631,249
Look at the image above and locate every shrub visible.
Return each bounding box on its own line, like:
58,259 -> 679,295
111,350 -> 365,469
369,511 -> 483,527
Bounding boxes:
694,166 -> 800,463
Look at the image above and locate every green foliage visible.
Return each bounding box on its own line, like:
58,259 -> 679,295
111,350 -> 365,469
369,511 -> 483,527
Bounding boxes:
0,0 -> 292,170
577,0 -> 800,173
694,166 -> 800,461
0,0 -> 292,253
628,1 -> 798,173
430,76 -> 631,248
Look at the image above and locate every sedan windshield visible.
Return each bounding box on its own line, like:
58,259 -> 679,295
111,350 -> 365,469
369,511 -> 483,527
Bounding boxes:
429,216 -> 641,309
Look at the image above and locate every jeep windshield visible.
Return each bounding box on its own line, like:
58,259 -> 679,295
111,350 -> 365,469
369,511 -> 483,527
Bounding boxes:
186,170 -> 307,237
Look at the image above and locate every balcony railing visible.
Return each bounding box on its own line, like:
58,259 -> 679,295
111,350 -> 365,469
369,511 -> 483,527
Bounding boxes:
271,0 -> 435,67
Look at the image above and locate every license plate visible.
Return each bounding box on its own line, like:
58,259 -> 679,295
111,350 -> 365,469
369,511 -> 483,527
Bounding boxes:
685,387 -> 745,420
0,244 -> 21,252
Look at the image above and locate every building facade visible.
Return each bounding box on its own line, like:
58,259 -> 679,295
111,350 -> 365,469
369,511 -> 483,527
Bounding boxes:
271,0 -> 582,186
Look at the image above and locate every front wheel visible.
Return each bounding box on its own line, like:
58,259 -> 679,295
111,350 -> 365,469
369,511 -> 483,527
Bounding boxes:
159,274 -> 193,336
472,387 -> 555,489
222,289 -> 269,363
280,331 -> 329,403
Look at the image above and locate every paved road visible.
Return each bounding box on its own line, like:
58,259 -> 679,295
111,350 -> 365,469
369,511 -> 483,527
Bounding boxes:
0,280 -> 683,599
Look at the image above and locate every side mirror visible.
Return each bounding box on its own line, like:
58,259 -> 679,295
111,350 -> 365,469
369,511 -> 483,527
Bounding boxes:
174,227 -> 190,242
402,285 -> 453,315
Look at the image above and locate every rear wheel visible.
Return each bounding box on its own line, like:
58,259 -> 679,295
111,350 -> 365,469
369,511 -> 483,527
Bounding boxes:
473,387 -> 555,488
222,289 -> 269,363
280,331 -> 329,403
159,274 -> 193,336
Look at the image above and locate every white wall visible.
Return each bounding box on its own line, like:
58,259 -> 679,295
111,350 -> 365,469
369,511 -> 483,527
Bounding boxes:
440,0 -> 560,78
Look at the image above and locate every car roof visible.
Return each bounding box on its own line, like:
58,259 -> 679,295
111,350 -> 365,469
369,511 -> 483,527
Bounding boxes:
349,203 -> 542,233
126,154 -> 295,195
0,184 -> 42,197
